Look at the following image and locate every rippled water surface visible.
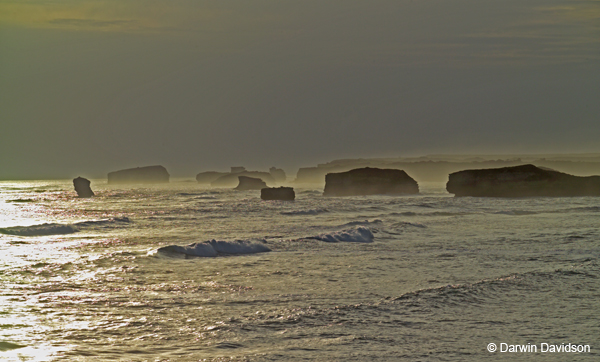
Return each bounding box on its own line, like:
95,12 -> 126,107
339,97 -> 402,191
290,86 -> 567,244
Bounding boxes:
1,180 -> 599,361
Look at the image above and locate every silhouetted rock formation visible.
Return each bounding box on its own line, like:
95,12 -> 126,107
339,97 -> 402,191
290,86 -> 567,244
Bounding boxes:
212,172 -> 275,187
446,164 -> 600,197
196,171 -> 229,184
261,187 -> 295,201
323,167 -> 419,196
294,155 -> 600,183
73,177 -> 94,198
235,176 -> 268,190
107,165 -> 170,184
269,167 -> 287,182
231,166 -> 246,173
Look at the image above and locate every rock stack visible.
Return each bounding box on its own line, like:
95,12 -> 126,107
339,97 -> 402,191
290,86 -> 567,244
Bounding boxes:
261,187 -> 295,201
447,164 -> 600,197
73,177 -> 94,198
323,167 -> 419,196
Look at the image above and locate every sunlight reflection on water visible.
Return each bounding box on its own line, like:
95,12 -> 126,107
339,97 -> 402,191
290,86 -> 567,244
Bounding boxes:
1,180 -> 599,360
1,181 -> 93,360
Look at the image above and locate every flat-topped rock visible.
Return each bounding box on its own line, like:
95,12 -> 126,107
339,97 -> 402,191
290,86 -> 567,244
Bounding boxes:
231,166 -> 246,173
73,176 -> 94,197
446,164 -> 600,197
212,172 -> 275,187
107,165 -> 170,184
235,176 -> 268,190
261,187 -> 295,201
323,167 -> 419,196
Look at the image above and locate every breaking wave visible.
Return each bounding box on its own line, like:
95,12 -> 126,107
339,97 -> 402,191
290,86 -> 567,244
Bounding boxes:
0,223 -> 77,236
306,227 -> 374,243
156,240 -> 271,258
0,217 -> 130,236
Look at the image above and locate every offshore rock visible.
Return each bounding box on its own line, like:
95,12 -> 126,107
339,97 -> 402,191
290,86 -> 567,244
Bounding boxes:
73,176 -> 94,198
212,172 -> 275,187
269,167 -> 287,182
231,166 -> 246,173
107,165 -> 170,184
235,176 -> 268,190
261,187 -> 295,201
323,167 -> 419,196
196,171 -> 229,184
295,166 -> 328,184
446,164 -> 600,197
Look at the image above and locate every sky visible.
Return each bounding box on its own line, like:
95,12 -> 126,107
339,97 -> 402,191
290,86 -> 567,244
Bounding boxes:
1,0 -> 599,179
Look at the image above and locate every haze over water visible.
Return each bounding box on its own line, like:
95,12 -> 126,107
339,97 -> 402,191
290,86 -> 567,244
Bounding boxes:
1,0 -> 599,179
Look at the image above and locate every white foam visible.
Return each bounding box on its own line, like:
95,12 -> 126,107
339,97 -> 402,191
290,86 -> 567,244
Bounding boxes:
157,240 -> 271,257
309,227 -> 374,243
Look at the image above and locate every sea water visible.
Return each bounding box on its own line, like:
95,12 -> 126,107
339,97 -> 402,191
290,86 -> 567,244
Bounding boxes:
0,180 -> 599,361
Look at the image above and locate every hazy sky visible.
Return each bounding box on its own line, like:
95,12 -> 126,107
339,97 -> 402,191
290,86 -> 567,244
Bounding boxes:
1,0 -> 599,179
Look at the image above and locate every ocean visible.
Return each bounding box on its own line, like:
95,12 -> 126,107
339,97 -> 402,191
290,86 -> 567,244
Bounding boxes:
0,179 -> 598,361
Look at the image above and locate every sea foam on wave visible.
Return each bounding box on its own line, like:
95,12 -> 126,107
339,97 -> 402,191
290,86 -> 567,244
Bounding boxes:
156,240 -> 271,257
308,227 -> 374,243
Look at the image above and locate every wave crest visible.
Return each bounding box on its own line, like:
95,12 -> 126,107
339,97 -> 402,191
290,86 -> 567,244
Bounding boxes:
307,227 -> 374,243
0,223 -> 77,236
0,217 -> 130,236
156,240 -> 271,257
